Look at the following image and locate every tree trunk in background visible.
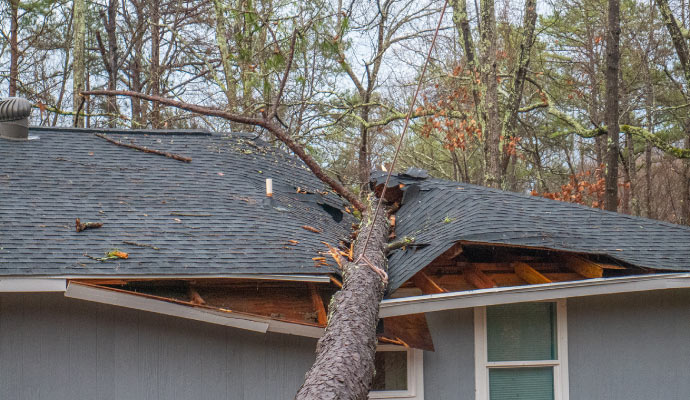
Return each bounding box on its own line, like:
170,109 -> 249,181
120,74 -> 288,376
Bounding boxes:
479,0 -> 501,188
657,0 -> 690,224
150,0 -> 161,128
295,201 -> 389,400
213,0 -> 239,109
604,0 -> 621,211
73,0 -> 86,127
500,0 -> 537,183
9,0 -> 19,96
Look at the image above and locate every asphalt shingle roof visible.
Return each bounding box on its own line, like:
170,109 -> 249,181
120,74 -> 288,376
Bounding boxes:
0,127 -> 354,277
378,171 -> 690,292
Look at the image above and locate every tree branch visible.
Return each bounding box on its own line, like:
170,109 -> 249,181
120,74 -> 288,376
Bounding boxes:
82,90 -> 366,211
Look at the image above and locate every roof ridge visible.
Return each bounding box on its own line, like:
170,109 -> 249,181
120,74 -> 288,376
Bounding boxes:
29,126 -> 213,136
425,179 -> 690,232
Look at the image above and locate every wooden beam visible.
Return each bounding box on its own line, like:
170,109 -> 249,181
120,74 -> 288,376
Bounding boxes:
309,284 -> 328,326
410,271 -> 447,294
564,256 -> 604,278
380,313 -> 435,351
463,267 -> 497,289
188,286 -> 206,305
513,262 -> 552,284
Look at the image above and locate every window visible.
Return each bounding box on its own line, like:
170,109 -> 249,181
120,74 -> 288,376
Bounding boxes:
369,346 -> 424,399
474,300 -> 569,400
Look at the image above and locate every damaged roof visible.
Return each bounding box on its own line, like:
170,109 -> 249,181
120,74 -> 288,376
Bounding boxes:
376,171 -> 690,292
0,127 -> 354,277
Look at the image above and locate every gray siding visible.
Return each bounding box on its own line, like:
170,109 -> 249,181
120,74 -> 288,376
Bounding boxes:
568,289 -> 690,400
424,309 -> 475,400
0,293 -> 317,400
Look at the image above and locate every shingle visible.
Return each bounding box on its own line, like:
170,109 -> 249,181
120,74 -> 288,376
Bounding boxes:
0,127 -> 354,277
379,172 -> 690,292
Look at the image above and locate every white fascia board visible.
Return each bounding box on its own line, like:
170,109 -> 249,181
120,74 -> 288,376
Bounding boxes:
65,282 -> 270,333
379,273 -> 690,318
0,278 -> 67,292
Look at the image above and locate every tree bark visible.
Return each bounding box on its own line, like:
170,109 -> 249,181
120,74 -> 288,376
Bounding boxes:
295,201 -> 389,400
73,0 -> 86,127
479,0 -> 501,188
9,0 -> 19,96
500,0 -> 538,179
604,0 -> 621,211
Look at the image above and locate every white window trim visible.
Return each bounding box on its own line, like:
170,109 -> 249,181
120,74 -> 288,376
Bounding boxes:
474,300 -> 569,400
369,345 -> 424,400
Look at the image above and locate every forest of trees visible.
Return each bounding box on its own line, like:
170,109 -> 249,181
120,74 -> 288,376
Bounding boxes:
3,0 -> 690,225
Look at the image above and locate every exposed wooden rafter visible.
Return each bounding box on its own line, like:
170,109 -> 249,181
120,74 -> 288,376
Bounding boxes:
411,271 -> 447,294
463,267 -> 497,289
513,262 -> 552,284
309,284 -> 328,326
564,256 -> 604,278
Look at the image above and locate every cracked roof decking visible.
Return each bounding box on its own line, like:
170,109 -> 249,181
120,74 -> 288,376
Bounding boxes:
0,127 -> 354,277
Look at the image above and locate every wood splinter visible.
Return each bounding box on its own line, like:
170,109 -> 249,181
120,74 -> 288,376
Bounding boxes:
76,218 -> 103,232
94,133 -> 192,163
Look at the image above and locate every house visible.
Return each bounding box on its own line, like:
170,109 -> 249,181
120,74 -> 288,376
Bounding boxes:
2,120 -> 690,399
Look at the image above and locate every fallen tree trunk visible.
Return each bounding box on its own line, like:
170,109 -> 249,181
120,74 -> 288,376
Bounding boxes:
296,198 -> 390,400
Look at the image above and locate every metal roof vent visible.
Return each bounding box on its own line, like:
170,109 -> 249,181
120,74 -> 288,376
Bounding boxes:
0,97 -> 33,141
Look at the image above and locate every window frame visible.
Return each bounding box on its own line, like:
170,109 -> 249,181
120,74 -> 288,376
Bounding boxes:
369,345 -> 424,400
473,300 -> 569,400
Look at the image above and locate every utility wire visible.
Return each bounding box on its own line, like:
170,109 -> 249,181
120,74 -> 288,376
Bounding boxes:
358,0 -> 450,281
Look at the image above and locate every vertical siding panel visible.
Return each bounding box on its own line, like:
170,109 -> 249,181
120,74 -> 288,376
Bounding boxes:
423,308 -> 476,400
568,289 -> 690,400
36,294 -> 70,400
136,310 -> 161,400
67,297 -> 99,400
198,322 -> 228,400
0,294 -> 21,398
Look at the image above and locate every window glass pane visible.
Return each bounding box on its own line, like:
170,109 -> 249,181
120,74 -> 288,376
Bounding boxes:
487,302 -> 556,361
489,367 -> 554,400
371,351 -> 407,391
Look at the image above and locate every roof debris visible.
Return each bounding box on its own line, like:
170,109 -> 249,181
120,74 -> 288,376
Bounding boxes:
75,218 -> 103,233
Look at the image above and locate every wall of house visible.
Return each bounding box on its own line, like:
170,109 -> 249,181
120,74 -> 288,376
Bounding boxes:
567,288 -> 690,400
0,293 -> 317,400
423,308 -> 476,400
2,289 -> 689,400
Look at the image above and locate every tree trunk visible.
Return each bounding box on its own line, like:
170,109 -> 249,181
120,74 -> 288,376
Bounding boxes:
9,0 -> 19,96
213,0 -> 239,109
500,0 -> 537,180
295,200 -> 389,400
604,0 -> 621,211
479,0 -> 501,188
73,0 -> 86,127
150,0 -> 161,128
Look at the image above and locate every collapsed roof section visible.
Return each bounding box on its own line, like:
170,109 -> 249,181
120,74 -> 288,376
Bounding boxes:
0,127 -> 355,277
374,170 -> 690,293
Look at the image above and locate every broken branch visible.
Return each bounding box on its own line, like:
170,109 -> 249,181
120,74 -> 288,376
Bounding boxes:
75,218 -> 103,232
386,236 -> 415,252
94,133 -> 192,162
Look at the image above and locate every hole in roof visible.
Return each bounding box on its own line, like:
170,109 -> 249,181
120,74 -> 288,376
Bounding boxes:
319,202 -> 343,223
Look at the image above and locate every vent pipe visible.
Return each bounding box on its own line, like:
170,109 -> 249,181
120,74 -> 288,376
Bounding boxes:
0,97 -> 32,140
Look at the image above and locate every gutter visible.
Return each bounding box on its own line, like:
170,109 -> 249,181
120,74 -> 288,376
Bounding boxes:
379,273 -> 690,318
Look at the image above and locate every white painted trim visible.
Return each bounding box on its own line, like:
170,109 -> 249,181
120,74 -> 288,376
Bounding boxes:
369,348 -> 424,400
474,307 -> 488,400
556,300 -> 570,400
380,273 -> 690,318
0,278 -> 66,292
474,300 -> 569,400
65,282 -> 275,333
0,274 -> 331,283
